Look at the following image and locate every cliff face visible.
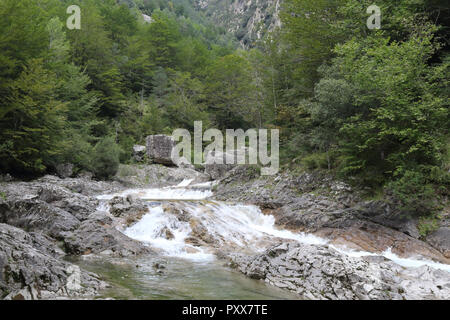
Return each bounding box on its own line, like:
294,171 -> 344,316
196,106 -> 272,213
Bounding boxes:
195,0 -> 282,47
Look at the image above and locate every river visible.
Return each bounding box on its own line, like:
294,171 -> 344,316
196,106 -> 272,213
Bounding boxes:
79,179 -> 450,299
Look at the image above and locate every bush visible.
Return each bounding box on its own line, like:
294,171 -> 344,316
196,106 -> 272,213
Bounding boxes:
91,137 -> 122,180
301,153 -> 330,170
417,215 -> 440,239
385,170 -> 439,217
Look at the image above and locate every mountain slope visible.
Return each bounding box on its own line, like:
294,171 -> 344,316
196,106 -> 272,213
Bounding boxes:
195,0 -> 282,47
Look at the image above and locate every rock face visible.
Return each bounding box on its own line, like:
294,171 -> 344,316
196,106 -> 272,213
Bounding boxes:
0,174 -> 153,299
195,0 -> 281,48
0,223 -> 106,300
427,228 -> 450,259
229,242 -> 450,300
132,145 -> 147,162
146,135 -> 176,165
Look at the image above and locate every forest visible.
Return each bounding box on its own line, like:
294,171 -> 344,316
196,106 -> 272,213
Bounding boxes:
0,0 -> 448,219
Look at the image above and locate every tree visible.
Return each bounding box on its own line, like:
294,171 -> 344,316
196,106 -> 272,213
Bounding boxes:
205,53 -> 260,129
0,59 -> 67,175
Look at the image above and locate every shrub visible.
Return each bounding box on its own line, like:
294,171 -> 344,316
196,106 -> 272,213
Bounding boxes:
385,170 -> 439,217
301,153 -> 330,170
417,215 -> 440,239
91,137 -> 122,180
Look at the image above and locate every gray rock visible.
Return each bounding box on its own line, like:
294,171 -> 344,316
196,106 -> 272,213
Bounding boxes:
146,135 -> 176,165
427,227 -> 450,258
0,198 -> 81,240
114,164 -> 210,188
0,223 -> 106,300
55,163 -> 74,179
108,196 -> 148,223
63,211 -> 152,257
205,150 -> 250,180
175,156 -> 195,170
228,242 -> 450,300
132,145 -> 147,162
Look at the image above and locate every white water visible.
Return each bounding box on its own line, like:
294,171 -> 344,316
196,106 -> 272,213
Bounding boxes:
96,184 -> 212,201
98,183 -> 450,273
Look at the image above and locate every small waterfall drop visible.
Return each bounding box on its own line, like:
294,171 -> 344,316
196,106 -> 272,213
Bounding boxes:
97,183 -> 450,273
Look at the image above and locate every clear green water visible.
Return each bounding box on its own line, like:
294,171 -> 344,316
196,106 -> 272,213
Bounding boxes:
74,256 -> 300,300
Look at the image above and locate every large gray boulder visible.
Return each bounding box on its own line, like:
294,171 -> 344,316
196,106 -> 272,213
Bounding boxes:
146,135 -> 176,166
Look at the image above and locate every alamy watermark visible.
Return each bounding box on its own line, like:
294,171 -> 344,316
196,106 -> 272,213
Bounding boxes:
171,122 -> 279,176
367,5 -> 381,30
66,5 -> 81,30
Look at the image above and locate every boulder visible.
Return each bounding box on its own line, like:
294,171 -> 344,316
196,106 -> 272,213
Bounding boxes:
55,163 -> 74,179
175,156 -> 195,170
146,135 -> 176,166
132,145 -> 147,162
62,211 -> 152,257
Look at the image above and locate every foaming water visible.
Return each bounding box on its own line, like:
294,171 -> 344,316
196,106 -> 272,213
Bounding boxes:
124,206 -> 215,262
98,184 -> 450,273
124,201 -> 327,261
97,186 -> 212,201
381,248 -> 450,272
176,179 -> 194,187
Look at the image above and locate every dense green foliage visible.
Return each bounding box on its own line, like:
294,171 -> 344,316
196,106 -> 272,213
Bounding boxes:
273,0 -> 449,215
0,0 -> 448,217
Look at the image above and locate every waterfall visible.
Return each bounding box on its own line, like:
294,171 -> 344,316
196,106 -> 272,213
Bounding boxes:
98,182 -> 450,273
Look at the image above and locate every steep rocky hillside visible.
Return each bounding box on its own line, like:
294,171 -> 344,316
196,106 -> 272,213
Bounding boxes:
195,0 -> 282,47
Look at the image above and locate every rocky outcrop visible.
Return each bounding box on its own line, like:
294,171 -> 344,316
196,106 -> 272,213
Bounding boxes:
108,196 -> 149,225
146,135 -> 176,166
62,211 -> 152,257
0,223 -> 106,300
0,173 -> 156,299
0,178 -> 113,239
228,242 -> 450,300
196,0 -> 281,48
204,149 -> 253,180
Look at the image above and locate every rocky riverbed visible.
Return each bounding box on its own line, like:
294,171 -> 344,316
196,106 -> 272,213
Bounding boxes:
0,164 -> 449,300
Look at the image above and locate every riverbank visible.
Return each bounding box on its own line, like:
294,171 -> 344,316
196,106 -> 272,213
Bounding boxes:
0,164 -> 449,300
